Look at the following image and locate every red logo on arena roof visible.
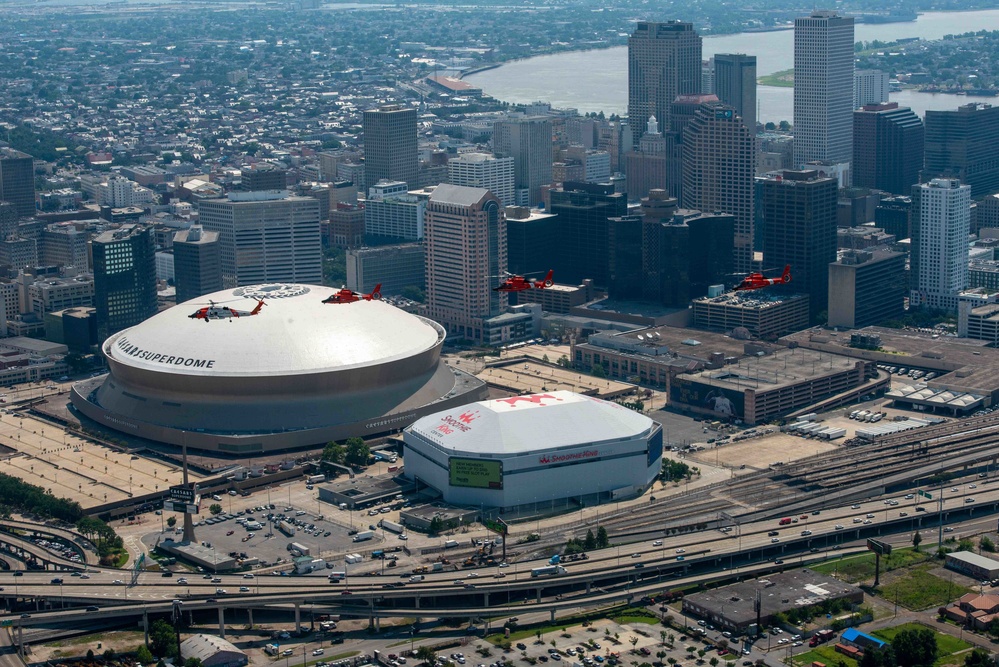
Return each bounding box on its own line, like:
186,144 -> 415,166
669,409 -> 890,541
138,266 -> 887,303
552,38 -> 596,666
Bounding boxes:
458,410 -> 479,424
496,393 -> 562,408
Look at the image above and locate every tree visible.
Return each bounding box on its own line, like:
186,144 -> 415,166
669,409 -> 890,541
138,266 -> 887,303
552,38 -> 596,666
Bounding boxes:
709,659 -> 719,667
912,531 -> 922,551
184,660 -> 202,667
166,516 -> 177,527
136,645 -> 155,664
416,646 -> 438,666
345,437 -> 370,466
591,364 -> 607,379
556,355 -> 571,368
964,650 -> 993,667
596,526 -> 609,548
428,516 -> 443,535
149,619 -> 178,658
322,441 -> 346,465
209,503 -> 223,515
891,628 -> 935,667
584,529 -> 597,550
630,638 -> 640,650
981,536 -> 996,553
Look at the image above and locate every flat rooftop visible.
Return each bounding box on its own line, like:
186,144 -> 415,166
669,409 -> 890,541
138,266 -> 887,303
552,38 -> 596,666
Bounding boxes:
682,345 -> 861,392
782,327 -> 999,394
684,568 -> 863,627
692,291 -> 809,311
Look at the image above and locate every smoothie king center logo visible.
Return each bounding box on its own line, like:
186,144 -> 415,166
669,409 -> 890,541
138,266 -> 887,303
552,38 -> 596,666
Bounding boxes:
539,450 -> 598,465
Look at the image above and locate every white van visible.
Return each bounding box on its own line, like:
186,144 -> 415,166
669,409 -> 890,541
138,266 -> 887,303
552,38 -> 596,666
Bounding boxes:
409,575 -> 425,583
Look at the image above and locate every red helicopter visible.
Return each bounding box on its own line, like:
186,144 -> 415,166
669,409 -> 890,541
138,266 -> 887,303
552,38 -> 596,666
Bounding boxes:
189,299 -> 266,322
493,270 -> 554,293
734,265 -> 792,292
322,284 -> 382,305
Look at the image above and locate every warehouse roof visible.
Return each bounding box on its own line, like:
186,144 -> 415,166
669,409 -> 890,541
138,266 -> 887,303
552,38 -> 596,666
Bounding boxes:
180,634 -> 245,664
407,390 -> 656,455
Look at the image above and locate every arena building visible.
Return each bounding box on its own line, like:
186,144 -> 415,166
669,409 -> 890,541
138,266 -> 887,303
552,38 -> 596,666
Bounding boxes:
402,391 -> 662,510
71,283 -> 487,453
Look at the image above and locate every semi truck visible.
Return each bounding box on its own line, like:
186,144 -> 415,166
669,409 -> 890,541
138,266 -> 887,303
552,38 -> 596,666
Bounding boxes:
531,565 -> 568,578
352,530 -> 374,542
289,542 -> 310,556
277,520 -> 296,537
307,474 -> 326,484
380,519 -> 404,534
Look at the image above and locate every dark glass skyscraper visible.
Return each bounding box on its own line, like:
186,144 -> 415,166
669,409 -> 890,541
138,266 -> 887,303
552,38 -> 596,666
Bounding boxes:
761,170 -> 838,321
173,225 -> 222,304
550,182 -> 627,286
363,105 -> 418,192
713,54 -> 757,136
93,224 -> 158,341
853,103 -> 924,196
923,102 -> 999,198
0,148 -> 35,219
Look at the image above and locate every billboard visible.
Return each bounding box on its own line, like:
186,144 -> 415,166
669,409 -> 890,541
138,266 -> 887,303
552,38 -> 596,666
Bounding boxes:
169,485 -> 197,503
670,376 -> 745,420
449,457 -> 503,490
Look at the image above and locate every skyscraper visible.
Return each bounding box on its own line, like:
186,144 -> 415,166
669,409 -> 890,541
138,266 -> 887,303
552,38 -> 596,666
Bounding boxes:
549,182 -> 627,286
853,70 -> 889,108
363,105 -> 418,192
761,170 -> 838,321
853,103 -> 924,196
793,10 -> 855,170
628,21 -> 702,134
173,226 -> 222,304
493,116 -> 553,207
923,103 -> 999,198
92,224 -> 157,341
912,178 -> 971,313
447,153 -> 515,207
625,115 -> 668,202
240,163 -> 288,191
423,184 -> 506,343
198,191 -> 322,287
0,148 -> 35,219
714,54 -> 757,136
681,101 -> 756,272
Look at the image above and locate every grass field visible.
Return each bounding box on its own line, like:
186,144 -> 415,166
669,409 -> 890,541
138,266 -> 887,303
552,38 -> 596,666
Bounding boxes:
811,547 -> 932,583
793,644 -> 858,667
878,566 -> 972,611
872,623 -> 972,659
758,69 -> 794,87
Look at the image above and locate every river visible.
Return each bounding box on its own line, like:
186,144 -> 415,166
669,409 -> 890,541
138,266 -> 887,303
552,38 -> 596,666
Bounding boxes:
466,9 -> 999,122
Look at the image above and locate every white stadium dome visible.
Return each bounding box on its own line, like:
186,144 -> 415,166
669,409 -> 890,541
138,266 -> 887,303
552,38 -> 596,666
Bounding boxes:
71,284 -> 488,453
403,391 -> 663,509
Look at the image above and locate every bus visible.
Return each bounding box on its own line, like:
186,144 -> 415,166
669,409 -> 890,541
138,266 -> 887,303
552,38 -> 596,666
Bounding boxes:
328,571 -> 346,582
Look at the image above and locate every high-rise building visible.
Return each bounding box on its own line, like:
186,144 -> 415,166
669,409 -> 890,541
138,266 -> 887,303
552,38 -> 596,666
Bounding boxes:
701,58 -> 715,95
628,21 -> 702,133
198,191 -> 322,287
0,202 -> 18,241
923,103 -> 999,198
92,224 -> 157,341
853,103 -> 924,196
423,184 -> 506,343
42,223 -> 90,270
549,182 -> 627,286
493,116 -> 553,207
681,101 -> 756,272
875,195 -> 911,241
173,225 -> 222,304
642,207 -> 735,307
362,180 -> 425,242
828,249 -> 906,328
447,153 -> 515,207
363,105 -> 418,192
505,206 -> 558,277
793,10 -> 855,170
625,115 -> 668,202
854,70 -> 890,108
761,170 -> 838,321
714,54 -> 757,136
240,163 -> 288,191
346,243 -> 425,296
607,214 -> 644,300
0,148 -> 35,219
912,178 -> 971,312
329,203 -> 366,249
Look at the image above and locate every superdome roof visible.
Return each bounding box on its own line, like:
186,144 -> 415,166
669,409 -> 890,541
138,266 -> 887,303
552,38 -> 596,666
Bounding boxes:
105,284 -> 443,377
408,390 -> 656,455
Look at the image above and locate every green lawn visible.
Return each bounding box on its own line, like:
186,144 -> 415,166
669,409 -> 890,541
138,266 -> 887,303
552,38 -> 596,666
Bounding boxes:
758,69 -> 794,87
878,566 -> 972,611
793,644 -> 858,667
811,548 -> 932,584
872,623 -> 972,659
